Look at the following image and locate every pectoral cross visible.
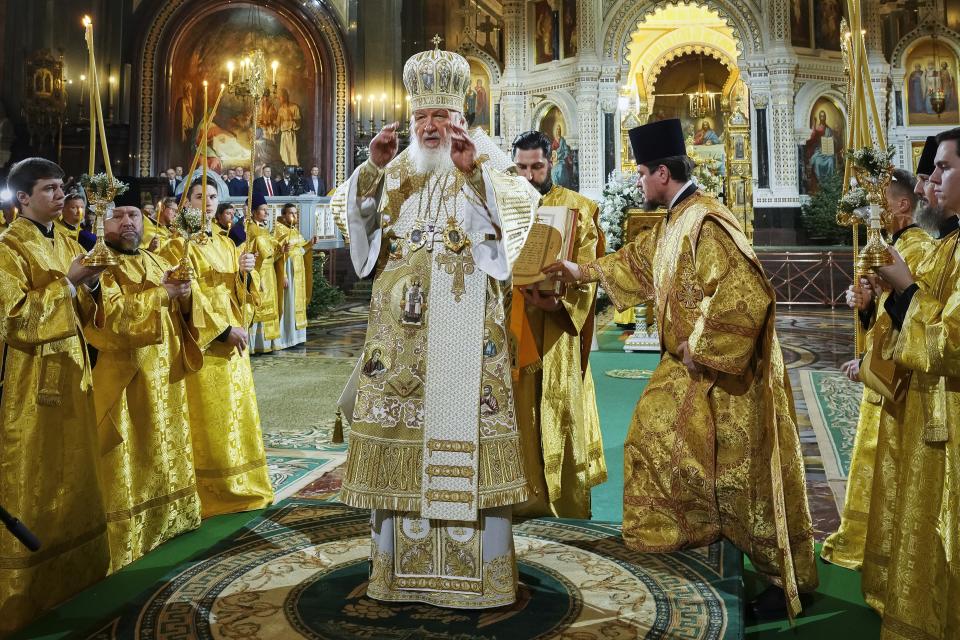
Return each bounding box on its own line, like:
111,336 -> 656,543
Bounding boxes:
436,250 -> 475,302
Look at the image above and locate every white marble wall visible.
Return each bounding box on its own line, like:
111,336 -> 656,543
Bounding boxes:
497,0 -> 897,207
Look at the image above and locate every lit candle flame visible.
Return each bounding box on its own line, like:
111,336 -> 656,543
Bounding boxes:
82,15 -> 92,27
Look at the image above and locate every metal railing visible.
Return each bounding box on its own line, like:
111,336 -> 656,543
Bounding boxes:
757,250 -> 855,307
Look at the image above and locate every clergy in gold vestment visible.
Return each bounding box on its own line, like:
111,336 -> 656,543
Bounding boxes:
821,168 -> 933,581
333,44 -> 536,609
0,158 -> 110,636
874,129 -> 960,640
139,198 -> 175,252
246,204 -> 283,353
159,179 -> 273,518
545,119 -> 817,618
510,130 -> 606,518
86,205 -> 204,573
274,204 -> 313,349
54,191 -> 86,242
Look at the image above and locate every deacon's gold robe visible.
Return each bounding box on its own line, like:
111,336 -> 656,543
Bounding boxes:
822,225 -> 934,583
245,222 -> 282,345
159,233 -> 273,517
274,221 -> 310,330
54,218 -> 81,242
140,217 -> 172,251
580,190 -> 817,614
514,185 -> 606,518
0,218 -> 109,636
877,221 -> 960,639
85,248 -> 205,572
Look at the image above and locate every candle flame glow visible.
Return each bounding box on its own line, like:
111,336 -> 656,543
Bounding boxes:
271,60 -> 279,71
82,15 -> 92,27
226,61 -> 235,71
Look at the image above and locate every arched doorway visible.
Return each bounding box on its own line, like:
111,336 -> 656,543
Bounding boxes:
134,0 -> 349,188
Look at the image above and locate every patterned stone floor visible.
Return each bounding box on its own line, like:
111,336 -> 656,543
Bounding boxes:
290,303 -> 854,539
777,308 -> 855,539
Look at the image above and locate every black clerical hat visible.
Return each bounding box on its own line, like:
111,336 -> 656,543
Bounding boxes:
628,119 -> 687,166
917,136 -> 938,176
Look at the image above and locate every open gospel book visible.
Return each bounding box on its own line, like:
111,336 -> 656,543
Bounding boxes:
512,206 -> 579,292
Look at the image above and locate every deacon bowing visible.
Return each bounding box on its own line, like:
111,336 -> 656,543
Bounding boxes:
510,130 -> 606,518
85,205 -> 204,572
544,119 -> 818,618
158,178 -> 273,517
0,158 -> 109,636
333,41 -> 537,609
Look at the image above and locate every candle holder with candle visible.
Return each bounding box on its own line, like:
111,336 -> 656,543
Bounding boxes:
170,205 -> 206,280
847,145 -> 896,272
79,172 -> 127,267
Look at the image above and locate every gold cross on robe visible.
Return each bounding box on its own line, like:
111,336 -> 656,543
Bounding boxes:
436,250 -> 475,302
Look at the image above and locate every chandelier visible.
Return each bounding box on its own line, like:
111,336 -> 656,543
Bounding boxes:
931,30 -> 947,115
688,57 -> 715,119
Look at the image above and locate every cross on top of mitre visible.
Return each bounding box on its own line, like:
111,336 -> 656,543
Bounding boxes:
432,34 -> 443,49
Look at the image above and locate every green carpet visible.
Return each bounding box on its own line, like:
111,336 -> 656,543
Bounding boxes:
597,323 -> 633,351
82,500 -> 744,640
252,354 -> 354,499
589,350 -> 661,522
799,369 -> 862,505
744,548 -> 879,638
8,510 -> 264,640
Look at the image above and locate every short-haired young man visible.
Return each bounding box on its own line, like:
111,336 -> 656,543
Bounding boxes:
0,158 -> 110,635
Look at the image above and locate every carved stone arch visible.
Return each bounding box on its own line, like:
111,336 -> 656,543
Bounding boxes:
892,23 -> 960,70
646,43 -> 738,99
133,0 -> 350,187
793,82 -> 847,132
456,41 -> 502,85
530,93 -> 579,140
601,0 -> 762,66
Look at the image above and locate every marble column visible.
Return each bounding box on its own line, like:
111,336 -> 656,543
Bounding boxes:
499,0 -> 527,150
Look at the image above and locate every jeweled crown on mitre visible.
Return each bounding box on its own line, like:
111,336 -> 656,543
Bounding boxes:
403,35 -> 471,112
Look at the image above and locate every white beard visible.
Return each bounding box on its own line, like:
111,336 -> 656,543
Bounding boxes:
408,132 -> 455,175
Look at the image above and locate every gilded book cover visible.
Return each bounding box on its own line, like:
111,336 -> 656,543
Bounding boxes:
512,205 -> 578,290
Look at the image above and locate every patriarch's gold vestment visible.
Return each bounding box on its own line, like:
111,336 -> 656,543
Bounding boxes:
335,153 -> 536,608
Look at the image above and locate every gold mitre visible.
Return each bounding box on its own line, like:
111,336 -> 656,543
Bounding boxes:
403,35 -> 471,112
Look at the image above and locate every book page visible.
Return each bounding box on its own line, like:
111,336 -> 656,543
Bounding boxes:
512,206 -> 576,289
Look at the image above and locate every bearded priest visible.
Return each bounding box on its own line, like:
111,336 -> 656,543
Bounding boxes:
333,39 -> 537,608
544,119 -> 818,619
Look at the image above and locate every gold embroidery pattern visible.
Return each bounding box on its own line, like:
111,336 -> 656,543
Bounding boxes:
703,316 -> 762,338
394,576 -> 483,594
426,464 -> 475,479
428,439 -> 477,456
425,490 -> 475,506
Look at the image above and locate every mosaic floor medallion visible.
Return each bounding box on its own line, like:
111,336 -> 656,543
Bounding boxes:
91,502 -> 741,640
